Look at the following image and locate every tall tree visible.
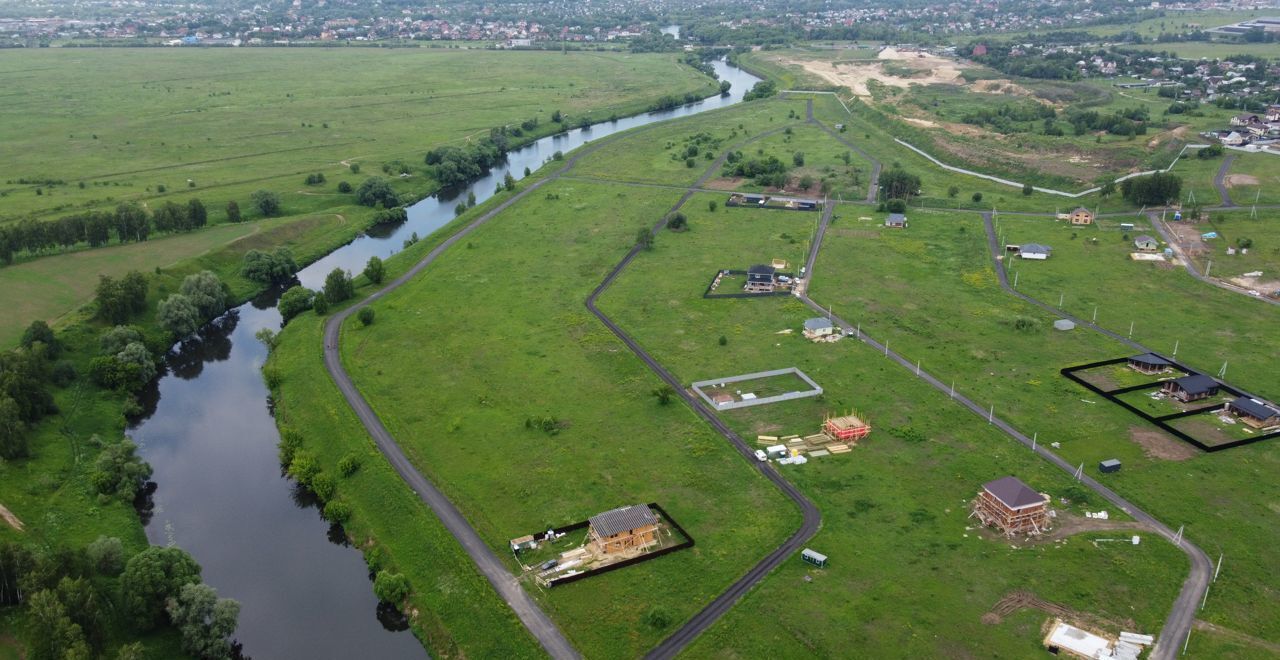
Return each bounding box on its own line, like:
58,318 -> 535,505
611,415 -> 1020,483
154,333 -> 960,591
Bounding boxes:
121,546 -> 202,631
166,583 -> 241,659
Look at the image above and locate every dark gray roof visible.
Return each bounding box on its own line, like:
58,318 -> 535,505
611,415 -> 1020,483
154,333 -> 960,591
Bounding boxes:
747,264 -> 776,275
1172,373 -> 1218,395
1021,243 -> 1052,253
1134,234 -> 1157,244
983,476 -> 1046,510
1129,353 -> 1170,366
1230,397 -> 1279,420
589,504 -> 657,537
886,213 -> 907,224
804,317 -> 834,330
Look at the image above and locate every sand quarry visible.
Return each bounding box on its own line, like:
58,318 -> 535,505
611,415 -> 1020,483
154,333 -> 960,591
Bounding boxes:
782,47 -> 968,97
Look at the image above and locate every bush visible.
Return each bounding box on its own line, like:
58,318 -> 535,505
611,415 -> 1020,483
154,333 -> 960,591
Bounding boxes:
20,320 -> 60,357
363,256 -> 386,284
337,181 -> 353,193
304,173 -> 326,186
1022,183 -> 1034,196
972,192 -> 984,203
323,500 -> 352,523
87,536 -> 125,575
665,212 -> 688,231
358,307 -> 376,326
91,437 -> 152,502
355,177 -> 399,208
51,360 -> 77,387
310,473 -> 336,501
250,190 -> 282,217
241,248 -> 298,284
312,295 -> 330,315
642,606 -> 673,629
179,270 -> 228,319
337,454 -> 361,477
323,268 -> 354,304
349,162 -> 361,174
278,286 -> 315,322
885,199 -> 907,213
157,294 -> 200,338
373,571 -> 410,604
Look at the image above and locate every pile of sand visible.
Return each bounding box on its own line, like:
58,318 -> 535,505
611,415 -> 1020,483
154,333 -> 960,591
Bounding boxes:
780,46 -> 966,97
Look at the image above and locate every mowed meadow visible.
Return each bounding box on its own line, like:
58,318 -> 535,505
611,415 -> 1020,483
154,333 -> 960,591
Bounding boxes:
0,47 -> 717,222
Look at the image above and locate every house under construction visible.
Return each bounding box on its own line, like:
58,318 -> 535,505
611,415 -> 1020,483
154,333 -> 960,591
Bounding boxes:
823,413 -> 871,443
971,476 -> 1051,536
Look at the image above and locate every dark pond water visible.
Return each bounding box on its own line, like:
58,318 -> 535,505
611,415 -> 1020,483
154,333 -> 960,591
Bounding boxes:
127,59 -> 760,659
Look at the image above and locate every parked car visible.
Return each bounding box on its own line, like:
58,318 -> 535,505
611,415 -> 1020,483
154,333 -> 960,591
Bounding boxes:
540,559 -> 558,571
754,449 -> 768,461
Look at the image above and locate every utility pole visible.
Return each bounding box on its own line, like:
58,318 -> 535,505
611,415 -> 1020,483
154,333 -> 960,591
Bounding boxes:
1173,339 -> 1179,357
1128,321 -> 1134,338
1058,292 -> 1064,307
1013,271 -> 1019,287
1092,306 -> 1098,323
1206,260 -> 1212,277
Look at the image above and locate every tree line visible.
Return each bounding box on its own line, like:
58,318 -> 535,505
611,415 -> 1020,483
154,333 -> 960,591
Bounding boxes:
0,539 -> 243,659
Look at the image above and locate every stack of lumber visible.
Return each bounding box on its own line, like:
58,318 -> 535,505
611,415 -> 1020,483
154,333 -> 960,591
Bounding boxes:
828,444 -> 852,454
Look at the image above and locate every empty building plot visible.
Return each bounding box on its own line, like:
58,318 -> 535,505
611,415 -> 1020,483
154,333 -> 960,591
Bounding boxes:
692,367 -> 823,410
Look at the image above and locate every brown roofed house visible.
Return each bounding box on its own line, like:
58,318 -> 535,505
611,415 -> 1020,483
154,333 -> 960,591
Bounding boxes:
1069,207 -> 1094,225
971,476 -> 1050,536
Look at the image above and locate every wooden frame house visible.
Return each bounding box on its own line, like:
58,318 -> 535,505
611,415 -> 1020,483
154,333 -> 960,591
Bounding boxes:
588,505 -> 659,555
823,413 -> 871,443
1134,235 -> 1160,252
971,476 -> 1050,536
1126,353 -> 1172,375
1162,374 -> 1220,402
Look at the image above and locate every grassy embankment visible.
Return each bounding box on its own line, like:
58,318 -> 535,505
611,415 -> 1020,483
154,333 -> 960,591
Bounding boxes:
594,195 -> 1189,656
801,208 -> 1280,645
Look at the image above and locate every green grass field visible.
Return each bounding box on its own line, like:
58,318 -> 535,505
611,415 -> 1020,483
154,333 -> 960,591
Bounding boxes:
0,48 -> 718,223
804,208 -> 1280,644
595,196 -> 1189,656
334,178 -> 797,657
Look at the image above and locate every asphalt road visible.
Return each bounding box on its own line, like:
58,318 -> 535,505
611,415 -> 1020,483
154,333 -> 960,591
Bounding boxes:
1213,154 -> 1237,207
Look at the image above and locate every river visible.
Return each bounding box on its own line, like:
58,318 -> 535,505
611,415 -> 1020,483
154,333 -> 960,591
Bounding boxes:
129,58 -> 760,659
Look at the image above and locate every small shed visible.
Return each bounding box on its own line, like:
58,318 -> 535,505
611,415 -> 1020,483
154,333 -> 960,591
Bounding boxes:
1019,243 -> 1052,260
803,317 -> 836,338
1069,207 -> 1094,225
1134,235 -> 1160,252
1127,353 -> 1171,375
1099,459 -> 1122,474
1227,397 -> 1280,429
1161,373 -> 1219,402
885,213 -> 908,228
1120,223 -> 1135,231
766,445 -> 788,459
510,535 -> 538,552
801,548 -> 828,568
1053,319 -> 1075,331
